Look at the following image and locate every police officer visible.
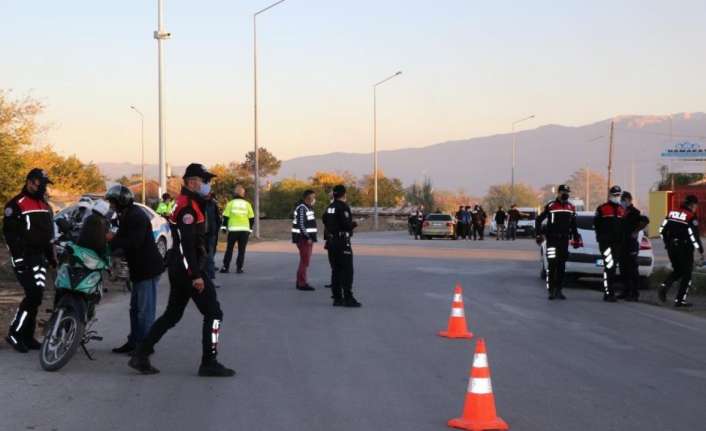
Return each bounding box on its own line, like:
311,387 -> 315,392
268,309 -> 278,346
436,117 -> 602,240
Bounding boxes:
129,163 -> 235,377
220,185 -> 254,274
535,185 -> 582,300
594,185 -> 626,302
322,185 -> 361,307
618,191 -> 649,301
4,168 -> 56,353
156,193 -> 174,217
658,195 -> 704,307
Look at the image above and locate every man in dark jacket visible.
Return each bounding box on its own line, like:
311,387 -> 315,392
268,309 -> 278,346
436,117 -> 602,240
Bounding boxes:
3,168 -> 56,353
455,206 -> 467,240
202,187 -> 221,288
507,204 -> 522,241
292,190 -> 318,291
594,185 -> 626,302
618,191 -> 649,301
494,207 -> 507,240
106,186 -> 165,355
130,163 -> 235,377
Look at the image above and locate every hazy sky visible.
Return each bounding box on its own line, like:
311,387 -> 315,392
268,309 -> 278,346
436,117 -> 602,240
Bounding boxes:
3,0 -> 706,167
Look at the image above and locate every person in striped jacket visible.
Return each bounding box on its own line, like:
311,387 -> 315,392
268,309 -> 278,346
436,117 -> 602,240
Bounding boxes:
292,190 -> 318,291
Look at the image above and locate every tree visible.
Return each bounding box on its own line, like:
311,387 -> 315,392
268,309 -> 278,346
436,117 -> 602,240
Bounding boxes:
239,147 -> 282,178
23,147 -> 105,194
210,162 -> 254,206
0,91 -> 43,207
262,178 -> 324,219
406,177 -> 435,211
358,171 -> 405,207
483,182 -> 539,211
565,168 -> 608,209
657,164 -> 703,189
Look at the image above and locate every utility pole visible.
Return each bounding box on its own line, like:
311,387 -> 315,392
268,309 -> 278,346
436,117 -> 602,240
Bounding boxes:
607,120 -> 615,196
154,0 -> 171,197
631,160 -> 636,204
585,167 -> 590,210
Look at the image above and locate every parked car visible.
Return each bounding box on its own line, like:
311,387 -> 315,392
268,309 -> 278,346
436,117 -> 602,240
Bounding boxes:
421,213 -> 456,240
539,211 -> 654,286
489,207 -> 538,237
54,199 -> 172,260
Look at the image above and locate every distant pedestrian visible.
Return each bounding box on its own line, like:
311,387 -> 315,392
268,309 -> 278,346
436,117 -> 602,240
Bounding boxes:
156,193 -> 174,217
413,207 -> 425,240
594,185 -> 626,302
478,206 -> 487,240
220,185 -> 254,274
455,206 -> 467,239
659,194 -> 703,307
507,204 -> 522,240
293,190 -> 318,291
494,206 -> 507,240
105,185 -> 164,355
463,206 -> 472,240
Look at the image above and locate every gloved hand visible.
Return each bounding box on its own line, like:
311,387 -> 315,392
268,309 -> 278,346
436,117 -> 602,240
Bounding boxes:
571,236 -> 583,249
535,235 -> 544,246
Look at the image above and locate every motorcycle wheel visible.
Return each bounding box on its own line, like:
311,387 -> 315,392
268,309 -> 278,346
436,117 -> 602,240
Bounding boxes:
40,298 -> 84,372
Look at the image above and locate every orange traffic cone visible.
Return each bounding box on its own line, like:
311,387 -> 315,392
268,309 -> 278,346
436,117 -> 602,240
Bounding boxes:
448,338 -> 509,431
439,284 -> 473,339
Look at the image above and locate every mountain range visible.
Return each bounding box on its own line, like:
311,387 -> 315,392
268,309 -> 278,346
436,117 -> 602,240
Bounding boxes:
98,113 -> 706,201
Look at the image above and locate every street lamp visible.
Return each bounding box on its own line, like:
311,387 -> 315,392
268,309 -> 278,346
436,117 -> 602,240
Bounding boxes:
253,0 -> 288,239
511,114 -> 535,202
130,105 -> 146,204
154,0 -> 171,197
373,70 -> 402,230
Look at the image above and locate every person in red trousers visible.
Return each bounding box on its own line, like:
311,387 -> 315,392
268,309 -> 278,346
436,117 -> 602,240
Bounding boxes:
292,190 -> 318,291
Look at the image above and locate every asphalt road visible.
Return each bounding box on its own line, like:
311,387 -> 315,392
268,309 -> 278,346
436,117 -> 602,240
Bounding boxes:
1,232 -> 705,431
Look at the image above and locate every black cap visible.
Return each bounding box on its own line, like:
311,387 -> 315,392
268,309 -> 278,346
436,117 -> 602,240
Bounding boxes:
26,168 -> 53,184
332,184 -> 346,198
621,191 -> 632,200
609,185 -> 622,196
557,184 -> 570,193
183,163 -> 216,181
685,195 -> 699,206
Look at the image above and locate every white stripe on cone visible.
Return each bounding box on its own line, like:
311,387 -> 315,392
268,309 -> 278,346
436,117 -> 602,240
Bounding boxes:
472,353 -> 488,368
468,377 -> 493,394
451,307 -> 465,317
453,293 -> 463,302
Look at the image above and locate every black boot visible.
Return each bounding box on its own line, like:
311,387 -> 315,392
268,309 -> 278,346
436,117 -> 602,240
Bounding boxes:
6,335 -> 29,353
674,300 -> 693,308
547,288 -> 556,300
296,284 -> 315,291
25,337 -> 42,350
603,293 -> 617,303
343,291 -> 362,308
555,290 -> 567,300
199,358 -> 236,377
128,355 -> 160,375
112,340 -> 136,354
219,267 -> 229,274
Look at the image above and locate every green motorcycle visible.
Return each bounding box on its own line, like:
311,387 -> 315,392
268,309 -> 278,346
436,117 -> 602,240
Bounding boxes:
40,243 -> 110,371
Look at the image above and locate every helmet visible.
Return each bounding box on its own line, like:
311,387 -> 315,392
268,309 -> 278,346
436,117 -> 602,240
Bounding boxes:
557,184 -> 571,193
91,200 -> 111,217
609,185 -> 622,196
105,185 -> 134,208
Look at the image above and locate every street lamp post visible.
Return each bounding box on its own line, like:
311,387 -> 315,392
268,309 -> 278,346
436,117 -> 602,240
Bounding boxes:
154,0 -> 171,197
130,106 -> 146,204
373,70 -> 402,230
511,114 -> 535,202
253,0 -> 287,239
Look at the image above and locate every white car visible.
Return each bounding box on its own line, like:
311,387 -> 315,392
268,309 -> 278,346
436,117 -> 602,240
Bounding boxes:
489,207 -> 538,237
539,211 -> 654,287
55,199 -> 172,260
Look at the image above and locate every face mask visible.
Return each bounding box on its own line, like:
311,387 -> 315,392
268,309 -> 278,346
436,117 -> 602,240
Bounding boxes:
560,193 -> 570,202
620,200 -> 629,208
199,182 -> 211,197
609,196 -> 620,204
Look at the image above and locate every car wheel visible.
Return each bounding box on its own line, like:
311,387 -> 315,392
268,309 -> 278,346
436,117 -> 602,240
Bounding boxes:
157,237 -> 168,260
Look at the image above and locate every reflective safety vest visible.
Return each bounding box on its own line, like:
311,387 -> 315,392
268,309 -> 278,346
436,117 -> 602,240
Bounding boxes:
292,202 -> 317,243
156,200 -> 175,216
223,198 -> 254,232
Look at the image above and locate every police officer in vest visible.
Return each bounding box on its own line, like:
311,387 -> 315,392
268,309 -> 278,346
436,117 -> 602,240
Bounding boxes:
292,190 -> 317,291
535,185 -> 582,300
4,168 -> 56,353
220,185 -> 254,274
129,163 -> 235,377
658,195 -> 704,307
322,185 -> 361,307
594,185 -> 626,302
